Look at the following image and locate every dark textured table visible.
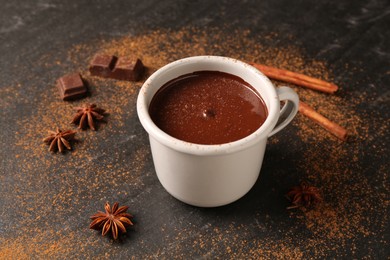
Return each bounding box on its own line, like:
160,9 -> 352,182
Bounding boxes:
1,0 -> 389,258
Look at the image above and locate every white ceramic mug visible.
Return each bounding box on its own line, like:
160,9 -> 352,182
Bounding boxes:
137,56 -> 299,207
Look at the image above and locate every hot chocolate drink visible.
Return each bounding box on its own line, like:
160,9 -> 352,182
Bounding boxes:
149,71 -> 268,145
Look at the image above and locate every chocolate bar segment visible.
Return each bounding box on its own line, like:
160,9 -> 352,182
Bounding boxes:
89,54 -> 118,78
89,53 -> 145,81
56,73 -> 88,101
111,57 -> 144,81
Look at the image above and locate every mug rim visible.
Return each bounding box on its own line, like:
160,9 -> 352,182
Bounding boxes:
137,56 -> 280,156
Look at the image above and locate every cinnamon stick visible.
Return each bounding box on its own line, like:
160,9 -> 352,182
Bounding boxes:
298,101 -> 348,141
250,62 -> 339,94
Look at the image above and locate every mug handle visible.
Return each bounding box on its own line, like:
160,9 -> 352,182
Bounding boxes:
268,86 -> 299,137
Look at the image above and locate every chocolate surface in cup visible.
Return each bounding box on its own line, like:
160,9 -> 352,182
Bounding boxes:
149,71 -> 268,145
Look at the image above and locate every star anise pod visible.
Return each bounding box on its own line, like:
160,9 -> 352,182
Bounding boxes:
43,128 -> 76,153
286,181 -> 322,209
71,103 -> 106,131
90,202 -> 133,240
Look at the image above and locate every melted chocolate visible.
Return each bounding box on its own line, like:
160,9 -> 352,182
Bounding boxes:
149,71 -> 268,145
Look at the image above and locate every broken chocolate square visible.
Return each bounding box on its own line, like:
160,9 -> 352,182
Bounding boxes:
89,54 -> 118,78
89,53 -> 144,81
111,57 -> 144,81
56,73 -> 88,101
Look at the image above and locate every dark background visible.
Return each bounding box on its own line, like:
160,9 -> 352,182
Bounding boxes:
0,0 -> 389,258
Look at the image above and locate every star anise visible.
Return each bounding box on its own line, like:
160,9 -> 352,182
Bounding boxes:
90,202 -> 133,240
43,128 -> 76,153
71,103 -> 106,131
286,181 -> 322,209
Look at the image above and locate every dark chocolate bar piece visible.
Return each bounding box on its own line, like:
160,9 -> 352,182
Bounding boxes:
89,54 -> 118,78
56,73 -> 88,101
89,54 -> 144,81
111,57 -> 144,81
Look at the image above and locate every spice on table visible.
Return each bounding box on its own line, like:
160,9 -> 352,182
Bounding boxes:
298,101 -> 348,141
286,181 -> 322,209
71,103 -> 106,131
249,62 -> 339,94
90,202 -> 133,240
43,128 -> 77,153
